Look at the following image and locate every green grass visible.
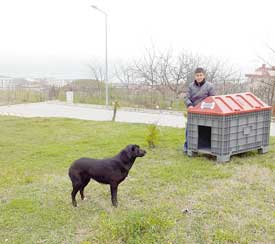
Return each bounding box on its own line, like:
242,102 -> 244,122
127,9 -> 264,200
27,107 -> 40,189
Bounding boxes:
0,116 -> 274,244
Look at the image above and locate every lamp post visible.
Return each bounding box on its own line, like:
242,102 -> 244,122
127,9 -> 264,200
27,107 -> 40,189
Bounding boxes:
91,5 -> 109,106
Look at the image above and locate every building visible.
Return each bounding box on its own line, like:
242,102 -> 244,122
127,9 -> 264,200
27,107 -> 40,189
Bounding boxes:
0,76 -> 14,89
245,64 -> 275,83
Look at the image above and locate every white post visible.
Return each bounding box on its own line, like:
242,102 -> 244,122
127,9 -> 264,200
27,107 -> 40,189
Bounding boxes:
66,91 -> 74,104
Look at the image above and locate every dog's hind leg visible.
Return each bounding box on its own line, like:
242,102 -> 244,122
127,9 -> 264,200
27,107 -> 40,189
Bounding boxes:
80,178 -> 90,200
71,181 -> 82,207
110,183 -> 118,207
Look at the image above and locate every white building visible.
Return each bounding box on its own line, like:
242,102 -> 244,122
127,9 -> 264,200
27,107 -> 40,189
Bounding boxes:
44,78 -> 72,87
0,76 -> 14,89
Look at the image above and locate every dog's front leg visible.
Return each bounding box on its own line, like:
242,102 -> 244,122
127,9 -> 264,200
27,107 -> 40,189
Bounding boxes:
110,184 -> 118,207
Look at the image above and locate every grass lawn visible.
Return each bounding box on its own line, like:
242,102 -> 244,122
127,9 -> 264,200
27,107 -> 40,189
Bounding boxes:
0,116 -> 274,244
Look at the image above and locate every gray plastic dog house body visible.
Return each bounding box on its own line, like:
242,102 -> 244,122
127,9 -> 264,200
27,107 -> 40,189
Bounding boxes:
187,92 -> 272,162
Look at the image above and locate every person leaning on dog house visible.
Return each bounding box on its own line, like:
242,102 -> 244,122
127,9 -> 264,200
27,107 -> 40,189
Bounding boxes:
183,67 -> 216,153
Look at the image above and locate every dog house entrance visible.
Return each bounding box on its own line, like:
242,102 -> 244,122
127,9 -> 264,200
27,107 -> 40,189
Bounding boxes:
198,126 -> 211,151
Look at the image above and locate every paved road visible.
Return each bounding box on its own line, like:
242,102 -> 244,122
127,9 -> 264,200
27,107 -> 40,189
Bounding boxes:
0,101 -> 186,128
0,101 -> 274,136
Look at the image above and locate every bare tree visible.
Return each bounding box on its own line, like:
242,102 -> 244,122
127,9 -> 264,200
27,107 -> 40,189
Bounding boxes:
87,61 -> 105,99
134,47 -> 162,105
158,50 -> 200,98
254,44 -> 275,108
113,61 -> 139,105
135,47 -> 160,86
86,46 -> 245,109
204,58 -> 243,94
134,48 -> 201,106
114,62 -> 136,89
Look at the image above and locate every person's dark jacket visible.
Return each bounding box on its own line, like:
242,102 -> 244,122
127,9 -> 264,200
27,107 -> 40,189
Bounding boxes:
185,79 -> 215,107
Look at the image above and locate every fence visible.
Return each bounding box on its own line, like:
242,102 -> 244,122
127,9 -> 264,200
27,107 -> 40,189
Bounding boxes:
0,84 -> 186,110
1,82 -> 274,114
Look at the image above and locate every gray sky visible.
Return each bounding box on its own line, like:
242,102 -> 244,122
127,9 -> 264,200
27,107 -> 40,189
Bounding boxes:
0,0 -> 274,78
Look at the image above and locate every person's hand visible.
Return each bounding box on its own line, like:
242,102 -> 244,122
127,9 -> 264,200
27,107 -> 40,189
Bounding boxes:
189,106 -> 194,108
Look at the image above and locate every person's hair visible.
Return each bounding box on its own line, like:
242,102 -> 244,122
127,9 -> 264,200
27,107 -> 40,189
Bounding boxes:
194,67 -> 206,74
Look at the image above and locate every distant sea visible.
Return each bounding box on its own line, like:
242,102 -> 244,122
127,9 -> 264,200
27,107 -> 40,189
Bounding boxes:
0,58 -> 94,80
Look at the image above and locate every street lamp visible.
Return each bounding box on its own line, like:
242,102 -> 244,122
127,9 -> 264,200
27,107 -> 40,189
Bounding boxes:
91,5 -> 109,106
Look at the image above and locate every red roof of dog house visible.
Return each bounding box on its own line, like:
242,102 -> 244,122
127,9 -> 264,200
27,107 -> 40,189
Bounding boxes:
188,92 -> 272,115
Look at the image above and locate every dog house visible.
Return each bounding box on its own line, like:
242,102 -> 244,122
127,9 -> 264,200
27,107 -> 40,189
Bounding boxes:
187,92 -> 272,162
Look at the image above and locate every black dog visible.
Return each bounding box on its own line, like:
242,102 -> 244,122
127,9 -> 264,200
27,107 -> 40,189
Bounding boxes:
68,144 -> 146,207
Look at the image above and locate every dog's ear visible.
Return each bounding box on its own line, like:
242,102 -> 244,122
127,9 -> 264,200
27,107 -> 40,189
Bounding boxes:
128,144 -> 138,157
134,144 -> 140,149
131,144 -> 140,151
120,148 -> 131,162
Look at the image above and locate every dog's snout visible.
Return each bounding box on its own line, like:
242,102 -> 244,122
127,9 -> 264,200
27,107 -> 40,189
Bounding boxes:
139,149 -> 146,156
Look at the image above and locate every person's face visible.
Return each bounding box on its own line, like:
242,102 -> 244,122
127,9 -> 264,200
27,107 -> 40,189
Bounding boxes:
195,72 -> 205,83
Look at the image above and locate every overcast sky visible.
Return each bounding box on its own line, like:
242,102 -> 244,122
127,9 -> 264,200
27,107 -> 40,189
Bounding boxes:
0,0 -> 274,78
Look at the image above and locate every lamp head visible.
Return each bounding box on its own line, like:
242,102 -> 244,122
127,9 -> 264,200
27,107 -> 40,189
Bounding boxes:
91,5 -> 98,9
